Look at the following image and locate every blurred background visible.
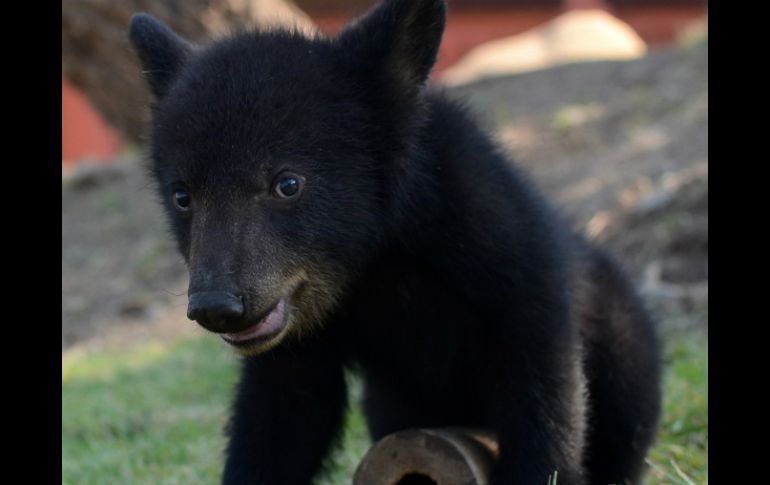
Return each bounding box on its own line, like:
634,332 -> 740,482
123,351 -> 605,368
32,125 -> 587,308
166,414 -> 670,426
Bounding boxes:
62,0 -> 708,483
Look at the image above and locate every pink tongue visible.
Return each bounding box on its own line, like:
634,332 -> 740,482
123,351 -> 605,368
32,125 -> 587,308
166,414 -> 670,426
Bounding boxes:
223,299 -> 286,342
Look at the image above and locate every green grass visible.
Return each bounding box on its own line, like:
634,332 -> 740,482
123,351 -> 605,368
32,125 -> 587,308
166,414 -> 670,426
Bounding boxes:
646,332 -> 708,484
62,338 -> 238,484
62,331 -> 707,484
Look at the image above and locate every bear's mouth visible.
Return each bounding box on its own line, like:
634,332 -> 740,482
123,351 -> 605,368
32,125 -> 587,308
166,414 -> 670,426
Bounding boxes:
220,298 -> 291,353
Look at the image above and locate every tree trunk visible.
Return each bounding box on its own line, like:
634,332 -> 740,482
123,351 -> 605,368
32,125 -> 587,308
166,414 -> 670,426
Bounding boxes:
62,0 -> 315,145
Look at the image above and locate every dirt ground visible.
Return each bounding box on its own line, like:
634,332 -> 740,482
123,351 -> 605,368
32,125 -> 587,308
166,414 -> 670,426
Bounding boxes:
62,39 -> 707,351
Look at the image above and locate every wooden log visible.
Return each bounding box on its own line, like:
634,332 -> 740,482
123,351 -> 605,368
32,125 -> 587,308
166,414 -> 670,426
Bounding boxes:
62,0 -> 315,145
353,428 -> 499,485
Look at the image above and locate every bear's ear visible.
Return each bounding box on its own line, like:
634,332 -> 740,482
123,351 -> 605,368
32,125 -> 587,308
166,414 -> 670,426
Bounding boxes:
128,13 -> 193,98
337,0 -> 446,89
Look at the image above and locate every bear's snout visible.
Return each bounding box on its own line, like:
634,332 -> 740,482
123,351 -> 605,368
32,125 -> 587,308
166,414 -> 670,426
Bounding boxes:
187,291 -> 244,332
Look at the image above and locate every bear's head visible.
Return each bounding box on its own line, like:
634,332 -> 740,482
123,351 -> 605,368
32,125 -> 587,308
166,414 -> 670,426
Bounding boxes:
129,0 -> 447,354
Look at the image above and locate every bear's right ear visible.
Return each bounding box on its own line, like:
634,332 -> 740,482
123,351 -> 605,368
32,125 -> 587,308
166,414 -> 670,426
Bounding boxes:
128,13 -> 193,98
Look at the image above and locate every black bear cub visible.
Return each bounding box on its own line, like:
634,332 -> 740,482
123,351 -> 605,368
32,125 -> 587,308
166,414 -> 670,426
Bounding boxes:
129,0 -> 661,483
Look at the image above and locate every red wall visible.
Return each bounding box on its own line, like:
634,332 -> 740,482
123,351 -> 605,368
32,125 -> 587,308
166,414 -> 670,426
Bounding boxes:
62,77 -> 121,165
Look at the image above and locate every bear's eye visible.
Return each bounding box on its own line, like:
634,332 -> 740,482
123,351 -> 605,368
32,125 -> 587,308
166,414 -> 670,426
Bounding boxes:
173,188 -> 192,211
272,173 -> 304,199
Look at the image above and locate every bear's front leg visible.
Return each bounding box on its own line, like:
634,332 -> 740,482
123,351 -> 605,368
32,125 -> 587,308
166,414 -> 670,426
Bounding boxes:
483,335 -> 587,485
222,339 -> 347,485
491,412 -> 586,485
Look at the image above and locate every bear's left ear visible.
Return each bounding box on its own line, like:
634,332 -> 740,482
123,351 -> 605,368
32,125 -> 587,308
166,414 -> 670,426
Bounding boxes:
337,0 -> 447,89
128,13 -> 194,98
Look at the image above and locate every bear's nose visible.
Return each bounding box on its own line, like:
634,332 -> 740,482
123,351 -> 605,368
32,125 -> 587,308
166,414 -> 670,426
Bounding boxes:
187,291 -> 244,331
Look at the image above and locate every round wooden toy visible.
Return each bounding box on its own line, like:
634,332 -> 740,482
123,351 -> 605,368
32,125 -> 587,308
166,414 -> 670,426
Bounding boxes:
353,428 -> 499,485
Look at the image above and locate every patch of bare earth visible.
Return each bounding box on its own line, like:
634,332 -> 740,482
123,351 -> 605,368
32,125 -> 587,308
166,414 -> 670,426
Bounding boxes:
450,40 -> 707,330
62,159 -> 191,351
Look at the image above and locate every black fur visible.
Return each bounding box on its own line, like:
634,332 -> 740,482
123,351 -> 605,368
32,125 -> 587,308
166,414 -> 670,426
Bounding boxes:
129,1 -> 661,484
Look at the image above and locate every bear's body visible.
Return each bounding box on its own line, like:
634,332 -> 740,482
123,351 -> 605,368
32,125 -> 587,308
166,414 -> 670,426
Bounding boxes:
129,1 -> 661,484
